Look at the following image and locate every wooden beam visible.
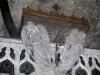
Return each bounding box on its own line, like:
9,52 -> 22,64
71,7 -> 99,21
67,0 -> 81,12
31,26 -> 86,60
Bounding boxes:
23,8 -> 89,25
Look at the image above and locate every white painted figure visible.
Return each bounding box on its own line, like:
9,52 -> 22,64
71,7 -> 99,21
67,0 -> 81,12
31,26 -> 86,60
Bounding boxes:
21,22 -> 86,75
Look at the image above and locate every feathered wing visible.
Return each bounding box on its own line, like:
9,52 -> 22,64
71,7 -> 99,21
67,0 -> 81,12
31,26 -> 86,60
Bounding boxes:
55,29 -> 86,75
21,22 -> 53,72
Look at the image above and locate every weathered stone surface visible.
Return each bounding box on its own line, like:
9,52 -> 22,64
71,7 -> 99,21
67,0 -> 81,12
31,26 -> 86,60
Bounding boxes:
0,11 -> 9,37
0,0 -> 100,49
29,0 -> 100,49
8,0 -> 34,29
0,0 -> 34,36
29,0 -> 97,19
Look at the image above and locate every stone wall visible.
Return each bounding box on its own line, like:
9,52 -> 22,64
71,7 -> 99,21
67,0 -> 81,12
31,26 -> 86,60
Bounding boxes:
0,11 -> 9,37
0,0 -> 100,49
8,0 -> 34,29
28,0 -> 97,19
25,0 -> 100,49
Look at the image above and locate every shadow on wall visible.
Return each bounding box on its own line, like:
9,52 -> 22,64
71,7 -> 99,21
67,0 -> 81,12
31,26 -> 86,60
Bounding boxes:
23,15 -> 90,43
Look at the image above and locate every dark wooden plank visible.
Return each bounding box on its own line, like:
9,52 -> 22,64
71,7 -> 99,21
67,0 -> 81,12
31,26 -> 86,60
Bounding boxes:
23,8 -> 89,25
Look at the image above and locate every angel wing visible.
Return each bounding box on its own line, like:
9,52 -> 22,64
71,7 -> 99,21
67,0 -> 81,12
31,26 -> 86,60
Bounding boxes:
55,29 -> 86,75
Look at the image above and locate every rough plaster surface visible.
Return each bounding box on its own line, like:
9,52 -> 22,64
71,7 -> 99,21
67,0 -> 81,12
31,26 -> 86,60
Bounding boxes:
0,11 -> 9,37
0,0 -> 100,49
8,0 -> 34,29
29,0 -> 97,19
29,0 -> 100,49
0,0 -> 34,36
7,0 -> 99,29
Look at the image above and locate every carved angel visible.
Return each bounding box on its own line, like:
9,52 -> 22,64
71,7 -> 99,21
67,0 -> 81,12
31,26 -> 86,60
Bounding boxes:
21,22 -> 86,75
